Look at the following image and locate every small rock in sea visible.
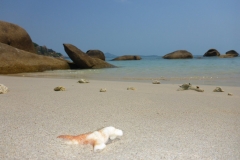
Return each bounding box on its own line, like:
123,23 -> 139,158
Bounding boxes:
228,93 -> 233,96
127,87 -> 136,90
100,88 -> 107,92
213,87 -> 224,92
78,79 -> 89,83
54,86 -> 66,91
152,80 -> 160,84
0,84 -> 8,94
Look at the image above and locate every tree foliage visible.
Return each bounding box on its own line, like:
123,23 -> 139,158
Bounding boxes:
33,42 -> 63,58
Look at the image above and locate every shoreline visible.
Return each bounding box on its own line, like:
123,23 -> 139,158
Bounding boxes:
1,75 -> 240,159
3,55 -> 240,87
3,73 -> 240,87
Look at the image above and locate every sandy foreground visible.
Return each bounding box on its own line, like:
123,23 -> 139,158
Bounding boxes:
0,75 -> 240,160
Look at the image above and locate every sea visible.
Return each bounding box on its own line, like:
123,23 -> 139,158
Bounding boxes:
12,55 -> 240,87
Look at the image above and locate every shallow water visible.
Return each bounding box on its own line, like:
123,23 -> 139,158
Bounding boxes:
9,56 -> 240,87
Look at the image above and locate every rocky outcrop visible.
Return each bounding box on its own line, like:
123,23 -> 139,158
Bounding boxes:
86,50 -> 105,61
0,43 -> 71,74
112,55 -> 141,61
63,44 -> 115,69
226,50 -> 239,57
163,50 -> 193,59
203,49 -> 220,57
0,20 -> 35,53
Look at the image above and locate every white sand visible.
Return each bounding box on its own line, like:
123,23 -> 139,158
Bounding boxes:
0,75 -> 240,160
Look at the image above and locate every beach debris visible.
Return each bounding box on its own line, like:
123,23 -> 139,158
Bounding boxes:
78,79 -> 89,83
189,85 -> 204,92
177,83 -> 191,91
54,86 -> 66,91
100,88 -> 107,92
213,87 -> 224,92
127,87 -> 136,90
228,93 -> 233,96
177,83 -> 204,92
0,84 -> 8,94
57,126 -> 123,152
152,80 -> 160,84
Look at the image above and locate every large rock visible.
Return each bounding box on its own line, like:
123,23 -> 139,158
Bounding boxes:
112,55 -> 142,61
203,49 -> 220,57
86,50 -> 105,61
0,20 -> 35,53
163,50 -> 193,59
0,43 -> 71,74
63,44 -> 115,69
226,50 -> 239,57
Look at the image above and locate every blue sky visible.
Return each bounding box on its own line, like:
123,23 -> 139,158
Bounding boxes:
1,0 -> 239,56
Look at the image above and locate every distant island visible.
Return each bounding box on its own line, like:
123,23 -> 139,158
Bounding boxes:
104,52 -> 117,58
138,55 -> 159,57
33,42 -> 64,58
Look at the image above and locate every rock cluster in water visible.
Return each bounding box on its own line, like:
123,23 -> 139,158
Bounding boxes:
162,48 -> 239,59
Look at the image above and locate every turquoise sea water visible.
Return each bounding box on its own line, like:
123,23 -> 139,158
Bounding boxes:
14,56 -> 240,87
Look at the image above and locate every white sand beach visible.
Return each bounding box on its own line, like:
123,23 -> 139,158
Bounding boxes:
0,75 -> 240,159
